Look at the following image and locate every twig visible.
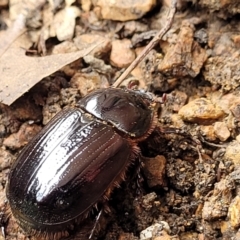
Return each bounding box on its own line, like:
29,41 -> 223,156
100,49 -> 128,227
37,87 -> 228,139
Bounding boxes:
113,0 -> 178,88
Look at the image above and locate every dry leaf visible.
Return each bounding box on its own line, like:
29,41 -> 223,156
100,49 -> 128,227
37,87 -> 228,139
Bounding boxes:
0,0 -> 46,57
0,42 -> 103,105
0,14 -> 26,57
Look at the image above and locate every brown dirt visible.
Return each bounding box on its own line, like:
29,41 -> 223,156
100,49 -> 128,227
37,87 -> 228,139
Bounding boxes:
1,1 -> 240,240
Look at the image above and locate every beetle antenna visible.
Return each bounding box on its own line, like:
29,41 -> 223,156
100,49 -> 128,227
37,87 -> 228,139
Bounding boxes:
151,93 -> 167,104
89,209 -> 103,239
140,90 -> 167,105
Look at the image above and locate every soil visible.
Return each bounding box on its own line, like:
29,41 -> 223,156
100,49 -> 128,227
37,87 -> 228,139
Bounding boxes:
1,0 -> 240,240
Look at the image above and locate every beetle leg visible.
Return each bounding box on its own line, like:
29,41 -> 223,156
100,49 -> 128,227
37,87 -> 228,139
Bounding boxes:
89,209 -> 103,239
131,156 -> 145,196
1,224 -> 5,239
0,200 -> 8,239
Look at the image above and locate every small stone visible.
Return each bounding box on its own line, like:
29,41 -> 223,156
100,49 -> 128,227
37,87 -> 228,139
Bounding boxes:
93,0 -> 156,21
74,34 -> 111,58
153,230 -> 176,240
3,123 -> 42,150
228,196 -> 240,228
158,22 -> 207,78
230,101 -> 240,121
208,92 -> 232,115
0,0 -> 8,7
70,72 -> 109,96
220,220 -> 232,236
164,91 -> 188,114
224,141 -> 240,166
51,6 -> 81,41
140,222 -> 170,240
83,55 -> 112,74
110,39 -> 136,68
80,0 -> 92,11
120,20 -> 148,37
213,122 -> 230,141
0,148 -> 14,170
141,192 -> 157,211
178,98 -> 225,124
200,125 -> 216,141
143,155 -> 167,188
179,232 -> 198,240
170,114 -> 185,128
232,35 -> 240,48
236,135 -> 240,143
118,233 -> 138,240
0,124 -> 6,138
202,178 -> 234,220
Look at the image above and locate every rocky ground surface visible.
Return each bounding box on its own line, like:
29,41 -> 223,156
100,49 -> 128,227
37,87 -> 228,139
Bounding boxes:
1,0 -> 240,239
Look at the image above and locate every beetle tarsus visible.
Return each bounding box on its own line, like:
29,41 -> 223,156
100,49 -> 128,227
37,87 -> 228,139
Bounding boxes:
0,200 -> 8,239
1,226 -> 5,239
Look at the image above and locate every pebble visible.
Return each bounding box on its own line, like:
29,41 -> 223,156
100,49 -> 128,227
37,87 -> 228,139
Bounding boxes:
228,196 -> 240,228
202,178 -> 234,220
83,55 -> 112,74
213,121 -> 230,141
224,141 -> 240,166
200,125 -> 216,141
70,72 -> 109,96
153,230 -> 177,240
140,222 -> 170,240
118,233 -> 138,240
73,34 -> 111,58
81,0 -> 91,11
209,92 -> 239,115
236,134 -> 240,143
93,0 -> 156,21
52,6 -> 81,41
220,220 -> 233,238
179,232 -> 199,240
0,0 -> 7,7
143,155 -> 167,188
169,91 -> 188,112
170,114 -> 185,128
119,20 -> 148,38
230,101 -> 240,121
141,192 -> 157,211
0,148 -> 14,170
158,22 -> 207,77
110,39 -> 136,68
3,123 -> 42,150
178,98 -> 225,124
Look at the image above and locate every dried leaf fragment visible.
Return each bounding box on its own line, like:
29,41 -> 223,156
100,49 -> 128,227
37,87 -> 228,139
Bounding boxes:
0,42 -> 103,105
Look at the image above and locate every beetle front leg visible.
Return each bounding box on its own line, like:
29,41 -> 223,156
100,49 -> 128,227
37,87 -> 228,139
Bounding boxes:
0,199 -> 9,239
89,209 -> 103,239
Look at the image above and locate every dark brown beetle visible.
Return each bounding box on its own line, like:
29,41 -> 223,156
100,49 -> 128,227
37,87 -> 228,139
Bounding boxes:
6,88 -> 158,239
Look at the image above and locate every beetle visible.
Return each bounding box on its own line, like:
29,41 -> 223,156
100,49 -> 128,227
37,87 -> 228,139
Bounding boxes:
6,88 -> 159,239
